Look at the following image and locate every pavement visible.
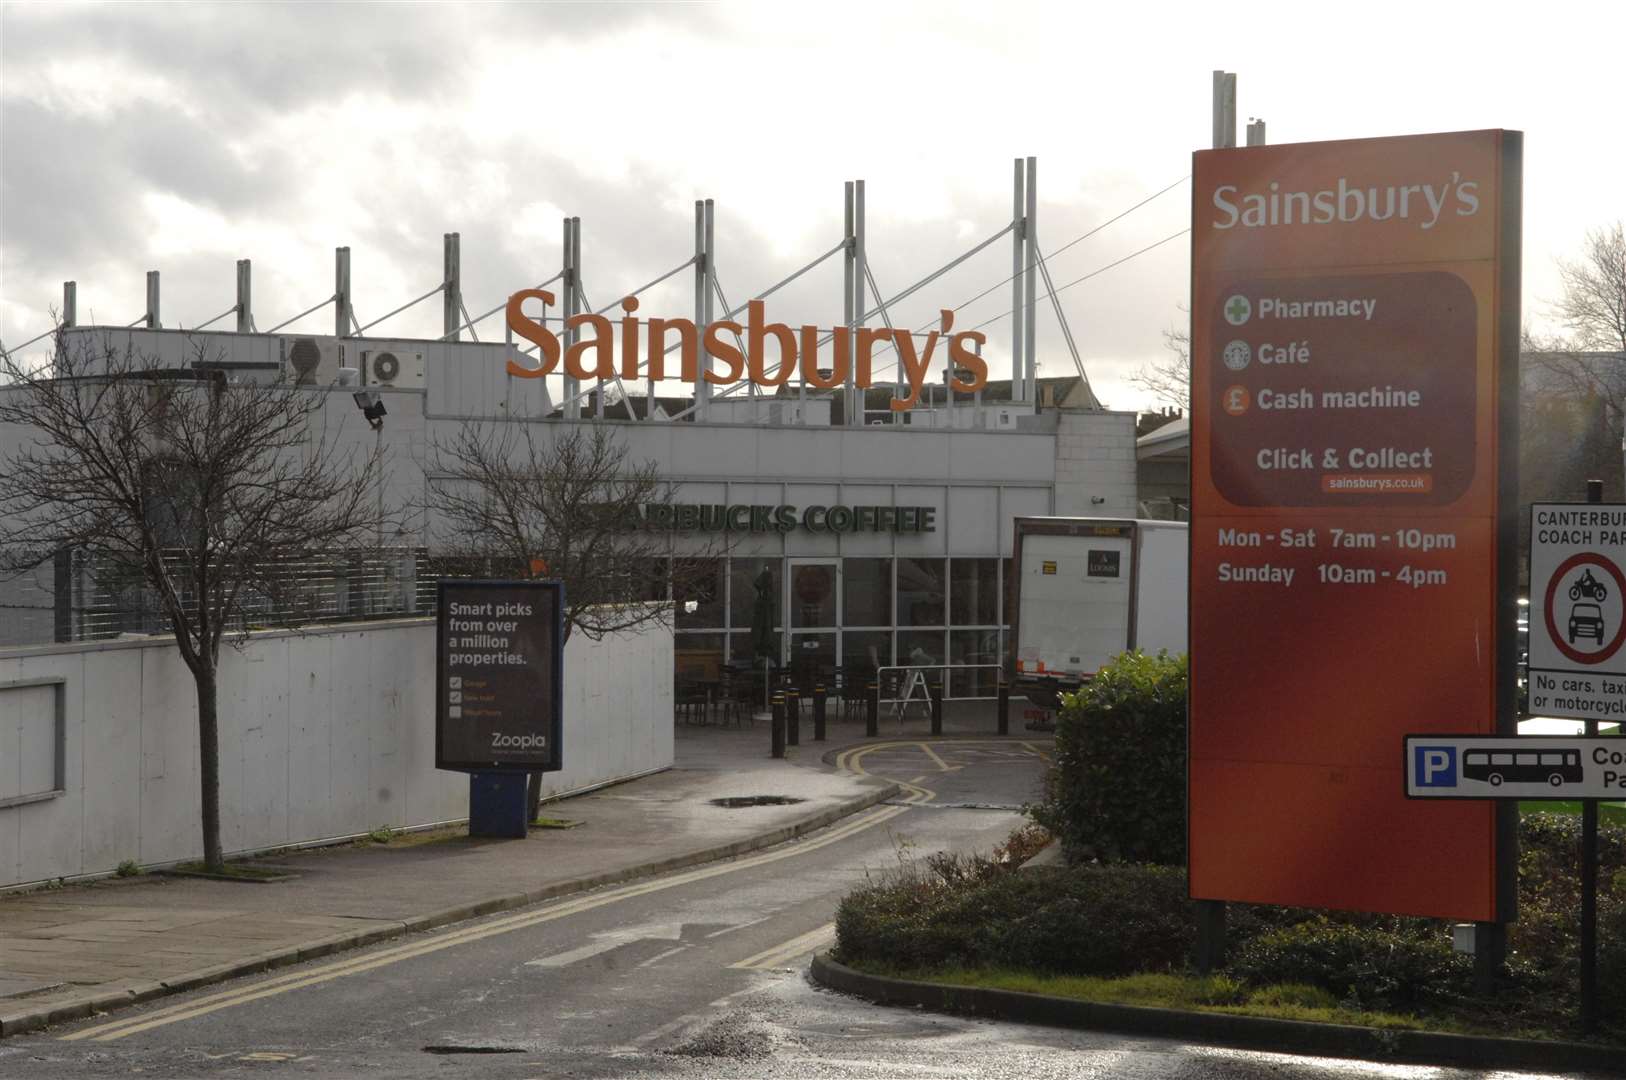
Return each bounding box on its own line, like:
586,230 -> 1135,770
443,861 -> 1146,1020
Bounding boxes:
0,713 -> 951,1038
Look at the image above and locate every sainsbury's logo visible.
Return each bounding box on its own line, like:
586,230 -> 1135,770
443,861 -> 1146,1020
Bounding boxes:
503,292 -> 989,412
1212,172 -> 1480,232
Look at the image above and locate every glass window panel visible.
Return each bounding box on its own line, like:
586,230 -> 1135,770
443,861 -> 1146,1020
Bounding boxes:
728,558 -> 780,631
674,558 -> 725,629
674,632 -> 725,682
730,629 -> 782,664
896,558 -> 945,627
898,631 -> 946,704
788,632 -> 837,686
950,629 -> 1001,697
898,630 -> 944,667
789,562 -> 839,628
842,630 -> 891,682
640,557 -> 671,603
951,558 -> 1000,625
842,558 -> 892,627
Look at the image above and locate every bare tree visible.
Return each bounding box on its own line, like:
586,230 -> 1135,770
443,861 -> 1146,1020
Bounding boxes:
423,420 -> 720,817
0,328 -> 395,872
1132,312 -> 1191,410
1527,222 -> 1626,427
1557,221 -> 1626,354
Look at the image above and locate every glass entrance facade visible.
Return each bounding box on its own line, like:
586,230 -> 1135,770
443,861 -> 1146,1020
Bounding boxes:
670,554 -> 1012,692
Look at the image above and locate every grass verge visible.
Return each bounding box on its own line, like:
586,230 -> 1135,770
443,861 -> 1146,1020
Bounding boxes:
169,861 -> 295,882
862,966 -> 1525,1038
1520,800 -> 1626,826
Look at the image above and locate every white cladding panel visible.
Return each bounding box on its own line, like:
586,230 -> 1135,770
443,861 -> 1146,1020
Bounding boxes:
946,487 -> 1000,555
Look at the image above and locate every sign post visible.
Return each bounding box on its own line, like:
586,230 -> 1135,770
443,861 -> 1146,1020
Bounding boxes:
1189,130 -> 1522,933
436,580 -> 564,838
1526,484 -> 1623,1034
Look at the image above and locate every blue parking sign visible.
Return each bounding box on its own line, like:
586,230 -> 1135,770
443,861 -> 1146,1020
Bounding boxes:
1414,746 -> 1458,788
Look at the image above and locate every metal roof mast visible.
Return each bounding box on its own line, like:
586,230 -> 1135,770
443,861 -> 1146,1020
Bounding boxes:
7,160 -> 1146,416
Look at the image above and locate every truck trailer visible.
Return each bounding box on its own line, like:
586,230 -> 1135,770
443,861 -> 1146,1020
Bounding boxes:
1009,517 -> 1188,708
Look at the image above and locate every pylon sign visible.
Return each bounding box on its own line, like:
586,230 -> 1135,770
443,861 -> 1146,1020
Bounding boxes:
1528,503 -> 1626,724
1188,129 -> 1523,924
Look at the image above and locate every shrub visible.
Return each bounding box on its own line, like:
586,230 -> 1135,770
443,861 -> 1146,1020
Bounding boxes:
1030,650 -> 1187,865
1229,917 -> 1473,1012
977,865 -> 1193,976
836,859 -> 1192,977
1513,811 -> 1626,1029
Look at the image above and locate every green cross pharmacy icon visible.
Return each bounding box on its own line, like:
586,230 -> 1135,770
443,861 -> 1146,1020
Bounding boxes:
1224,295 -> 1252,326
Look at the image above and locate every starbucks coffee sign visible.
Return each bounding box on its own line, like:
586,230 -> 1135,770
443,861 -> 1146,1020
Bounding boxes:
644,503 -> 936,534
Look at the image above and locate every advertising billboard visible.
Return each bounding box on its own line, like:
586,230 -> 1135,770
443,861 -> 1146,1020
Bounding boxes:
436,579 -> 564,773
1189,130 -> 1521,921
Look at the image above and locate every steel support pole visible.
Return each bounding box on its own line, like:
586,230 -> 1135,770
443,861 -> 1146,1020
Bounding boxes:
1212,71 -> 1237,150
1024,156 -> 1038,405
930,673 -> 944,736
854,180 -> 866,425
335,247 -> 352,338
1195,900 -> 1227,973
843,182 -> 856,425
145,270 -> 160,329
236,260 -> 252,332
704,199 -> 716,416
575,217 -> 595,416
1581,479 -> 1602,1031
443,233 -> 461,342
63,281 -> 76,328
1012,158 -> 1024,397
563,218 -> 579,419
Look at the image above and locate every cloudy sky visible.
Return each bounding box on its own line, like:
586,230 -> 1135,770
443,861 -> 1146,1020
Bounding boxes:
2,1 -> 1621,411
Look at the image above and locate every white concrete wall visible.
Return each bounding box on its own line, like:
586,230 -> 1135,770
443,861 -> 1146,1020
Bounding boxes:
0,615 -> 672,889
1052,410 -> 1139,518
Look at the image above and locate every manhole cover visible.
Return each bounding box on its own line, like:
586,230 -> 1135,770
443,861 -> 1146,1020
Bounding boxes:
708,795 -> 806,808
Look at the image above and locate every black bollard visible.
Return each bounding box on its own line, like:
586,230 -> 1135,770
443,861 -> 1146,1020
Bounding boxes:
813,684 -> 827,741
866,680 -> 879,737
996,677 -> 1010,735
786,687 -> 800,746
931,672 -> 944,735
771,693 -> 785,759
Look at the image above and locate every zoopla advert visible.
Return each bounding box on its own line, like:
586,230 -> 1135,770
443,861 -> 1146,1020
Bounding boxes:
436,579 -> 563,772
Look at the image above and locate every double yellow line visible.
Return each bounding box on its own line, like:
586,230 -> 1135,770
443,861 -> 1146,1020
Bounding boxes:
729,922 -> 836,971
63,803 -> 910,1043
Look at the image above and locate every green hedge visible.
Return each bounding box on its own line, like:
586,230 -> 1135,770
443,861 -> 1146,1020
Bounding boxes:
1229,918 -> 1473,1012
1030,650 -> 1187,866
835,858 -> 1192,976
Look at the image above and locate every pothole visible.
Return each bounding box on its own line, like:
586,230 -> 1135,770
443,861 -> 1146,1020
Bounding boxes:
421,1045 -> 526,1055
708,795 -> 806,808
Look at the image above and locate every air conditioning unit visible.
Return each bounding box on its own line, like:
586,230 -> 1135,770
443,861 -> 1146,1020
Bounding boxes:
360,347 -> 426,388
281,335 -> 345,386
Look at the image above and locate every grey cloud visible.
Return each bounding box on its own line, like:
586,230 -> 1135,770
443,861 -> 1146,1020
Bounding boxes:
1,3 -> 715,118
1,95 -> 285,276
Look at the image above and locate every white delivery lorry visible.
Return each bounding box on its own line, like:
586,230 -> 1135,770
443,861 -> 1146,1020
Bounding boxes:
1009,517 -> 1188,708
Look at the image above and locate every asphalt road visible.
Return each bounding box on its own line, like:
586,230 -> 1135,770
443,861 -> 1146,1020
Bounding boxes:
0,740 -> 1579,1079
